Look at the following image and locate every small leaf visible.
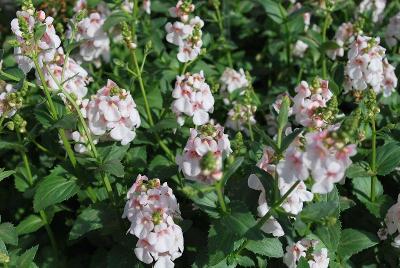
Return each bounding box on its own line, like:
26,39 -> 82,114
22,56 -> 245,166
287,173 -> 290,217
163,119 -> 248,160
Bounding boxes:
320,41 -> 341,52
236,256 -> 255,267
346,162 -> 370,179
34,24 -> 46,41
256,0 -> 287,24
376,142 -> 400,175
33,173 -> 79,212
254,127 -> 279,152
300,201 -> 338,223
103,11 -> 130,31
337,228 -> 378,259
16,245 -> 39,268
0,223 -> 18,246
16,215 -> 44,235
245,238 -> 284,258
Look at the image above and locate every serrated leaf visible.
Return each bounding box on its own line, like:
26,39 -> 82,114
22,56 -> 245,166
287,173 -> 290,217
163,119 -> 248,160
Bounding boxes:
102,159 -> 125,177
52,114 -> 77,130
0,223 -> 18,246
0,169 -> 15,182
16,245 -> 39,268
16,215 -> 44,235
208,223 -> 236,266
221,203 -> 258,238
33,174 -> 79,212
245,238 -> 284,258
337,229 -> 378,259
300,201 -> 338,222
376,142 -> 400,175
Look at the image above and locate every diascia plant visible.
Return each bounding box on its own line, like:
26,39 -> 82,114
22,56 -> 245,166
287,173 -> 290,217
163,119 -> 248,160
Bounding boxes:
1,0 -> 400,267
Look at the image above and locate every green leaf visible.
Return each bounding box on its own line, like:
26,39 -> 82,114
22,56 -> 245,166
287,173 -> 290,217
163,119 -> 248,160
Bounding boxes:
346,162 -> 370,179
0,169 -> 15,182
256,0 -> 287,24
337,229 -> 378,259
16,245 -> 39,268
16,215 -> 44,235
254,127 -> 279,152
34,24 -> 46,41
150,118 -> 179,133
376,142 -> 400,175
103,11 -> 130,31
316,222 -> 341,254
69,208 -> 104,240
297,257 -> 310,268
221,157 -> 244,186
300,201 -> 338,222
52,114 -> 77,130
33,173 -> 79,212
236,255 -> 255,267
245,238 -> 284,258
281,128 -> 303,152
320,41 -> 341,52
208,223 -> 236,265
185,185 -> 220,219
0,223 -> 18,246
101,159 -> 125,178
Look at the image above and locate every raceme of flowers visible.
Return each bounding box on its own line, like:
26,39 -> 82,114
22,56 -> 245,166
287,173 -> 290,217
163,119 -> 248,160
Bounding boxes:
378,194 -> 400,248
171,71 -> 214,126
122,175 -> 184,268
81,79 -> 141,146
165,1 -> 204,63
283,239 -> 330,268
225,102 -> 257,135
176,123 -> 232,184
219,68 -> 248,94
344,35 -> 398,97
357,0 -> 386,23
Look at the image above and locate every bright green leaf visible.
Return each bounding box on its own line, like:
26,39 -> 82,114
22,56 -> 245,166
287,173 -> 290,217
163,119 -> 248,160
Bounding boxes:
337,228 -> 378,259
16,215 -> 44,235
245,238 -> 284,258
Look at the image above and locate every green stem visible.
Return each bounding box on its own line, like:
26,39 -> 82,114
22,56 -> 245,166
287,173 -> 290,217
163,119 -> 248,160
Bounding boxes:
33,58 -> 77,167
17,133 -> 33,186
39,210 -> 58,257
321,12 -> 330,79
370,118 -> 377,202
213,1 -> 233,67
216,180 -> 227,213
277,127 -> 283,150
247,121 -> 254,142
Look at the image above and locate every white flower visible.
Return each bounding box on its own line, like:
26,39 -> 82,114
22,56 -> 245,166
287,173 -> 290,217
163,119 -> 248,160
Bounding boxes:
293,40 -> 308,58
0,83 -> 18,118
358,0 -> 386,23
177,40 -> 202,63
327,22 -> 355,60
82,79 -> 141,145
311,160 -> 345,194
277,146 -> 309,184
165,21 -> 193,46
143,0 -> 151,14
284,239 -> 329,268
220,68 -> 248,93
225,102 -> 257,135
171,71 -> 214,126
382,194 -> 400,248
385,12 -> 400,47
248,174 -> 285,237
123,175 -> 184,267
280,178 -> 313,215
169,0 -> 195,22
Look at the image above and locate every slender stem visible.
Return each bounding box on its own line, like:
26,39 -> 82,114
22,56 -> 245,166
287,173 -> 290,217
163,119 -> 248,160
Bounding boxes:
370,118 -> 377,202
33,58 -> 77,167
247,121 -> 254,142
213,1 -> 233,67
17,133 -> 33,186
280,7 -> 291,65
216,180 -> 227,213
39,210 -> 58,257
277,127 -> 283,149
321,12 -> 330,80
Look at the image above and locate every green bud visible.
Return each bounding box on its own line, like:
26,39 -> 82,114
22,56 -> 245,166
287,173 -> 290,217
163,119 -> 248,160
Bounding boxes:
6,121 -> 14,131
200,123 -> 217,137
152,211 -> 162,225
200,151 -> 217,171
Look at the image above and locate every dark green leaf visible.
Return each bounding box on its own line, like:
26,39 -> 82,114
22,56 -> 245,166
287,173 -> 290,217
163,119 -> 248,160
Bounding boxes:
376,142 -> 400,175
316,222 -> 341,253
346,162 -> 370,179
256,0 -> 287,24
16,245 -> 39,268
102,159 -> 125,178
103,11 -> 130,31
300,201 -> 338,222
52,114 -> 77,130
221,157 -> 244,186
236,255 -> 255,267
281,128 -> 303,152
0,169 -> 15,182
69,208 -> 104,240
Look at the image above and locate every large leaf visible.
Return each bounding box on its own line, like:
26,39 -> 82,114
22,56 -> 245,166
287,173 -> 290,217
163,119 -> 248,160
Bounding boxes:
376,142 -> 400,175
256,0 -> 287,24
0,223 -> 18,246
245,238 -> 283,258
300,201 -> 338,222
316,222 -> 341,254
33,173 -> 79,212
69,208 -> 104,240
16,215 -> 44,235
337,229 -> 378,259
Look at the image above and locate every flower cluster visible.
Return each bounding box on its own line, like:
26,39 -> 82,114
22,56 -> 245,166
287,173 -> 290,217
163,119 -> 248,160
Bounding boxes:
291,79 -> 333,128
219,68 -> 248,94
122,0 -> 151,15
277,128 -> 357,194
176,123 -> 232,184
11,9 -> 61,73
165,1 -> 204,62
293,40 -> 308,58
378,194 -> 400,248
385,12 -> 400,48
81,79 -> 141,145
358,0 -> 386,23
73,0 -> 110,66
344,35 -> 397,97
284,239 -> 329,268
0,82 -> 21,119
171,71 -> 214,126
327,22 -> 355,60
122,175 -> 184,268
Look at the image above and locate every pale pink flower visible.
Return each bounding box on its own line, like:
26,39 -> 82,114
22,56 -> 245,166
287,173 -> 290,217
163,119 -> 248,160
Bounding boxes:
165,21 -> 193,46
293,40 -> 308,58
383,194 -> 400,248
277,146 -> 309,183
169,0 -> 195,22
385,12 -> 400,47
284,239 -> 329,268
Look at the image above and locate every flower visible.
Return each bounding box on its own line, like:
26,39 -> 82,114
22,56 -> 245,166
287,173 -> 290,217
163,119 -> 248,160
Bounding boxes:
176,123 -> 231,184
122,175 -> 184,267
219,68 -> 248,93
165,21 -> 193,46
284,239 -> 329,268
69,131 -> 98,154
225,102 -> 257,135
277,145 -> 310,184
381,194 -> 400,248
293,40 -> 308,58
0,83 -> 19,118
327,22 -> 355,60
171,71 -> 214,126
358,0 -> 386,23
385,12 -> 400,47
169,0 -> 195,23
82,79 -> 141,145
